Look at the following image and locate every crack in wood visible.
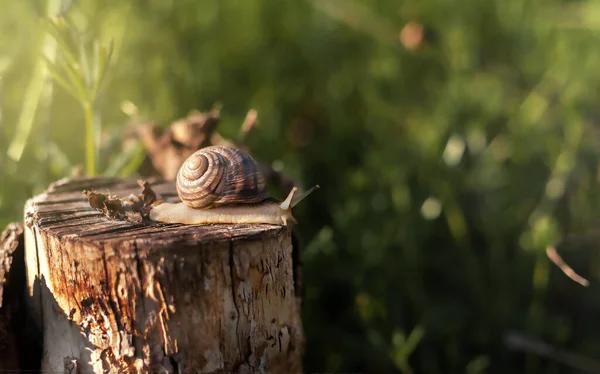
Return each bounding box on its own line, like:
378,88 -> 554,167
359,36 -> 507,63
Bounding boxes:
228,240 -> 245,369
132,241 -> 148,369
32,227 -> 43,337
77,224 -> 148,238
100,244 -> 127,363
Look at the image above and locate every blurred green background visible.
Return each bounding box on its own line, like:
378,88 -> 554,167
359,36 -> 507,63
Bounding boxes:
4,0 -> 600,372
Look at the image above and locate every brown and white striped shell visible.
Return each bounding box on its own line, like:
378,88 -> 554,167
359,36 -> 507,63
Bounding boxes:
175,145 -> 268,209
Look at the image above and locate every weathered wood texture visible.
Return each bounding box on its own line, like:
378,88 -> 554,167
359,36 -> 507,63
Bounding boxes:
24,177 -> 304,373
0,223 -> 41,371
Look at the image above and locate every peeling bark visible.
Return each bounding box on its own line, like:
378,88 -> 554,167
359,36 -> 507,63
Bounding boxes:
0,223 -> 25,370
24,177 -> 304,373
0,222 -> 42,371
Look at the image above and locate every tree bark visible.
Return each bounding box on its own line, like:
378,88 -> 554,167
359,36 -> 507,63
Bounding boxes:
23,177 -> 304,373
0,222 -> 42,371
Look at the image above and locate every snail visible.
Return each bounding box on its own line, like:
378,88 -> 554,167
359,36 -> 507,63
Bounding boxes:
149,145 -> 319,226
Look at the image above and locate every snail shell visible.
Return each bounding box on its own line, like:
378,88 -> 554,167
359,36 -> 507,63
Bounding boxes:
176,145 -> 268,209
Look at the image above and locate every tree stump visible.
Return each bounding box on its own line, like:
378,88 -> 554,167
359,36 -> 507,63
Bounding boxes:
23,177 -> 304,373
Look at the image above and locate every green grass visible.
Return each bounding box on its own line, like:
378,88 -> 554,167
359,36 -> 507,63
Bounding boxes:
3,0 -> 600,372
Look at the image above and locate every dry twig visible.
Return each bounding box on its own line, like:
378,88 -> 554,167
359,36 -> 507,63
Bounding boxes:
546,246 -> 589,287
505,330 -> 600,373
238,109 -> 259,146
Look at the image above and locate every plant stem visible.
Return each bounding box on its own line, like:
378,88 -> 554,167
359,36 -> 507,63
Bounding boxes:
83,102 -> 96,175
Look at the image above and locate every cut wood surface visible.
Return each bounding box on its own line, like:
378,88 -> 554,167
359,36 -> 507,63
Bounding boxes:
24,177 -> 304,373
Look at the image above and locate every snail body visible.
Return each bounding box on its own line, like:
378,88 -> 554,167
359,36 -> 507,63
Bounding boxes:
149,145 -> 318,226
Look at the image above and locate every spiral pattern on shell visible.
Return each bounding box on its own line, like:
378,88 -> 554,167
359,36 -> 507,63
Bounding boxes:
176,145 -> 268,209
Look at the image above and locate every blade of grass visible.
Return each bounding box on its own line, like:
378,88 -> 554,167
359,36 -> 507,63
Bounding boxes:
103,141 -> 146,177
92,40 -> 100,94
93,107 -> 102,173
78,38 -> 92,90
119,145 -> 147,177
47,141 -> 73,176
0,77 -> 3,126
59,57 -> 90,102
41,55 -> 80,98
83,102 -> 95,175
119,143 -> 147,177
7,0 -> 69,161
7,55 -> 52,161
92,40 -> 114,100
42,18 -> 79,68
